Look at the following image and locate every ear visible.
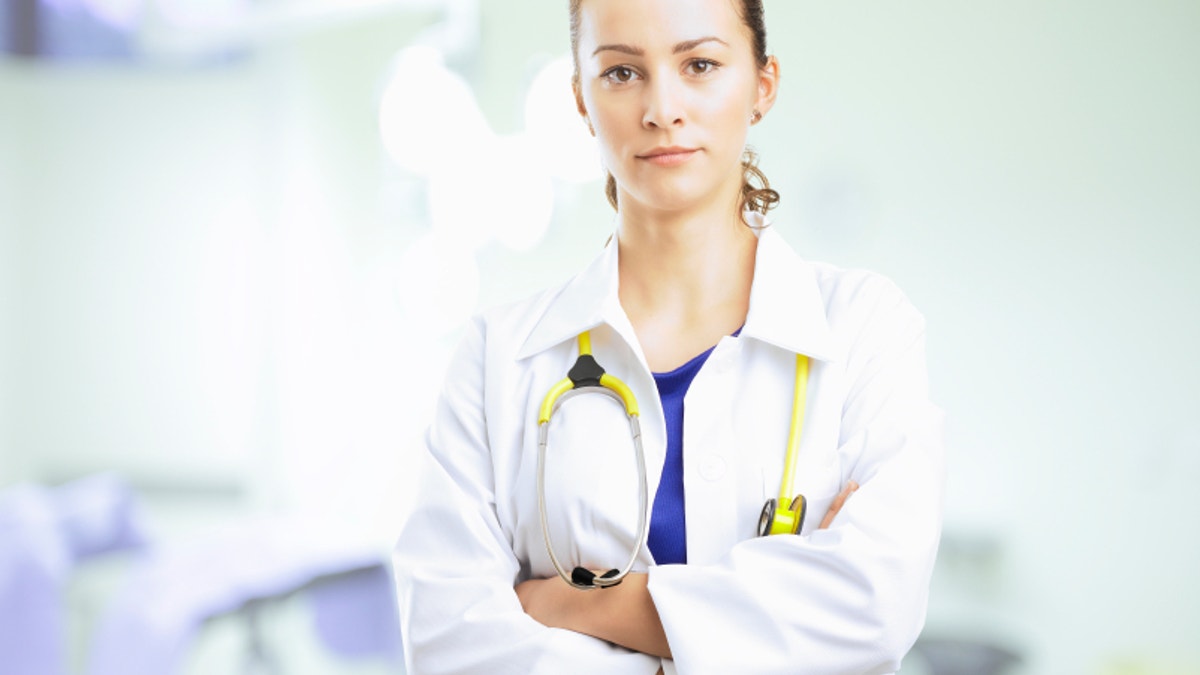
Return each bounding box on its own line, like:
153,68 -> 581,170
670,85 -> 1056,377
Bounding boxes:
574,79 -> 595,136
574,78 -> 587,117
753,55 -> 781,119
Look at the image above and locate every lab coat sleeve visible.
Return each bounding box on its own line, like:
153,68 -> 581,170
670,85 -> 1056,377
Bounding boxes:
393,317 -> 661,675
647,282 -> 945,675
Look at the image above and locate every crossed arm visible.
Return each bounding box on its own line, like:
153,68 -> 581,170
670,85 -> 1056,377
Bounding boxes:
515,480 -> 859,658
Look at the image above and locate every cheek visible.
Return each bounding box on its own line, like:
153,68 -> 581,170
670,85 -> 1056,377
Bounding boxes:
708,85 -> 759,153
588,104 -> 635,164
700,79 -> 757,128
693,100 -> 752,165
712,102 -> 751,137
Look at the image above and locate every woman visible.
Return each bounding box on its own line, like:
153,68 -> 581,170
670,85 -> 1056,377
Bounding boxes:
393,0 -> 945,673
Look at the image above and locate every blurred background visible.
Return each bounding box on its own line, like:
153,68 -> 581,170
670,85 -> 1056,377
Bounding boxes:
1,0 -> 1198,673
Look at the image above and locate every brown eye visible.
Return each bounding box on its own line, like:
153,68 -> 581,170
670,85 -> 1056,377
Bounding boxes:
687,59 -> 719,75
602,66 -> 637,84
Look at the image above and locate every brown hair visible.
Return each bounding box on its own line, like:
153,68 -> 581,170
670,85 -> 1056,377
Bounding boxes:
569,0 -> 781,219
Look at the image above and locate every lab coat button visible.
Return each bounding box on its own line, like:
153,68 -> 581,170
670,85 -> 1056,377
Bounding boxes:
699,455 -> 726,481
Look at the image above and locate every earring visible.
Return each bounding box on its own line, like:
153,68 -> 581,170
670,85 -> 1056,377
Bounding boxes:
750,110 -> 763,124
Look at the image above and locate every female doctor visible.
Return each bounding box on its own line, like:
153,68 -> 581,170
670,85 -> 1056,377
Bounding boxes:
393,0 -> 945,673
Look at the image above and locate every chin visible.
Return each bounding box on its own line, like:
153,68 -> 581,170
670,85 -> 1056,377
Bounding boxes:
647,189 -> 735,216
619,159 -> 746,214
623,176 -> 729,213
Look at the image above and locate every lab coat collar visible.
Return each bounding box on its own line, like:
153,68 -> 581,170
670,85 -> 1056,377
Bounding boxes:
515,212 -> 843,363
744,223 -> 844,363
516,233 -> 622,361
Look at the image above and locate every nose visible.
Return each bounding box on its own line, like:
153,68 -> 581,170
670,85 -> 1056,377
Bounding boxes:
642,75 -> 684,129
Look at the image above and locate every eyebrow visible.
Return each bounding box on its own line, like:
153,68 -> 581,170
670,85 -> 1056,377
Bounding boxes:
591,36 -> 729,57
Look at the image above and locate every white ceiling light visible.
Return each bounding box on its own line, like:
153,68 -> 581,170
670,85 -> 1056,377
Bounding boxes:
393,232 -> 479,336
523,54 -> 603,184
427,132 -> 554,253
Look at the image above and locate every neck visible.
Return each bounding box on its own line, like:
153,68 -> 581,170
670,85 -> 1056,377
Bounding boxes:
615,201 -> 758,369
617,206 -> 756,299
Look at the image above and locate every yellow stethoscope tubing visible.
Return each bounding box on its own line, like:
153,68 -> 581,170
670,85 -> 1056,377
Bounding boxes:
538,334 -> 639,425
536,331 -> 649,590
765,353 -> 810,535
537,379 -> 572,425
779,354 -> 809,504
538,373 -> 637,425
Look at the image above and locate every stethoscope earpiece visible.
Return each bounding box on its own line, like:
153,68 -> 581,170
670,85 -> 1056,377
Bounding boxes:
571,566 -> 622,588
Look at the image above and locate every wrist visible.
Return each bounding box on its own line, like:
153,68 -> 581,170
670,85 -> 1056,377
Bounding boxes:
586,572 -> 648,640
559,580 -> 593,632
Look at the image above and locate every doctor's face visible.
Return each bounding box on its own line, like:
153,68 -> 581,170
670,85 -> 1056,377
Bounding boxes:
573,0 -> 778,214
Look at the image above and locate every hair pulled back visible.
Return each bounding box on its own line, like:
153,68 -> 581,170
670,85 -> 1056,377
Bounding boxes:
568,0 -> 780,219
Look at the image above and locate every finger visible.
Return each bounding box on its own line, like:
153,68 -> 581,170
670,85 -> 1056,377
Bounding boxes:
818,480 -> 860,530
819,486 -> 851,529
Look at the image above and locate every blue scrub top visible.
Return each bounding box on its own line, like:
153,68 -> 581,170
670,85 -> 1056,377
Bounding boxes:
648,330 -> 739,565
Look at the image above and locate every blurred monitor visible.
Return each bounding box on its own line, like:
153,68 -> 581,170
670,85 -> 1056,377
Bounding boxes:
1,0 -> 139,60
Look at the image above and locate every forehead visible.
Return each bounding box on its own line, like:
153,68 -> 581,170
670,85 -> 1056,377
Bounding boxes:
576,0 -> 748,51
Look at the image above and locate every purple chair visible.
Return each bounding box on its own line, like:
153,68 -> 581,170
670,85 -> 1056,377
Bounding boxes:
87,515 -> 402,675
0,474 -> 147,675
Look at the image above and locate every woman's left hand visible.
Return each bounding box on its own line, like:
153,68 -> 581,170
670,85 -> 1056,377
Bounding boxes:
819,480 -> 859,529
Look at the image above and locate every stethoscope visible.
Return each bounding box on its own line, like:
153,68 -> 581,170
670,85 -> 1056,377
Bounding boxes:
537,330 -> 811,590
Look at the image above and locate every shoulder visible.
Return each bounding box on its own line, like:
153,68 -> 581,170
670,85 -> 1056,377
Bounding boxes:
752,227 -> 925,359
439,283 -> 569,408
469,276 -> 577,359
809,261 -> 923,326
805,260 -> 928,364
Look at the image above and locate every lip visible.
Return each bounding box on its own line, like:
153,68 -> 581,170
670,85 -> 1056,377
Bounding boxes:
636,146 -> 700,166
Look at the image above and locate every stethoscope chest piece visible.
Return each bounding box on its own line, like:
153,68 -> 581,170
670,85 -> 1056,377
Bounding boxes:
757,494 -> 807,537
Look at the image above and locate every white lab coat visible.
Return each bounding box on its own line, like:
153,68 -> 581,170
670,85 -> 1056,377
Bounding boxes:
393,218 -> 945,675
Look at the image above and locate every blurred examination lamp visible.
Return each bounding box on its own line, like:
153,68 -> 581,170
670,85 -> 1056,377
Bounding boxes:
394,232 -> 480,336
379,45 -> 491,177
427,132 -> 554,253
524,54 -> 603,184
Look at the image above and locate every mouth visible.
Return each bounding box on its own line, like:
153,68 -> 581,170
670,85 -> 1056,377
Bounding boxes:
636,147 -> 700,166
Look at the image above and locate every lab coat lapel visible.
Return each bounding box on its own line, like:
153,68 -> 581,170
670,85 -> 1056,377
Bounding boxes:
517,239 -> 623,358
743,226 -> 845,363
